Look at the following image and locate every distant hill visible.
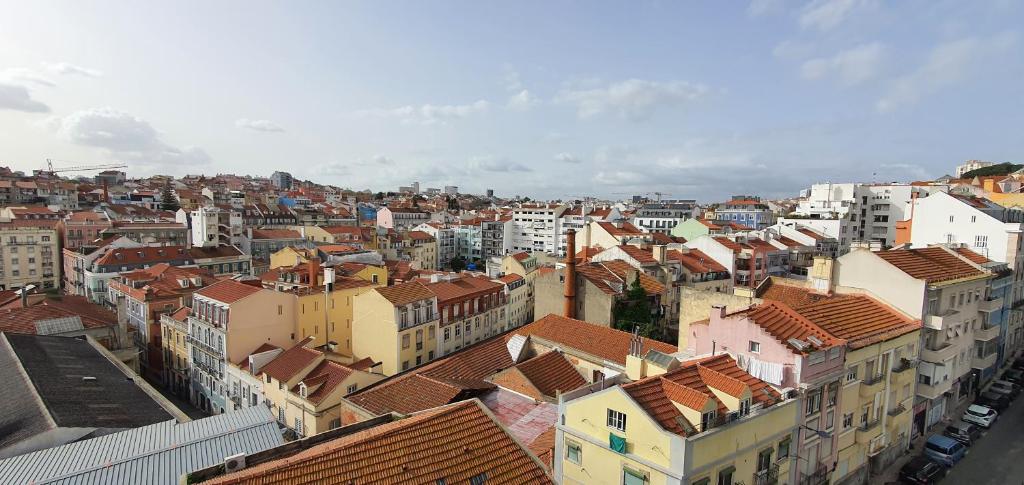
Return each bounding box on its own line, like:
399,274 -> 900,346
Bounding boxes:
962,162 -> 1023,179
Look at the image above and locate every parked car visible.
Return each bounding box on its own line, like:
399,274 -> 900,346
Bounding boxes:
975,391 -> 1011,411
1002,369 -> 1024,384
1011,357 -> 1024,371
992,379 -> 1021,398
899,455 -> 948,484
962,404 -> 998,428
943,421 -> 982,446
923,434 -> 968,467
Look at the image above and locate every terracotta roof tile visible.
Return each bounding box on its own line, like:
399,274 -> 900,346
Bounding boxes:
759,278 -> 829,307
954,247 -> 992,265
427,275 -> 503,304
741,301 -> 845,354
575,260 -> 665,296
793,295 -> 921,349
293,360 -> 356,404
374,280 -> 435,306
696,365 -> 748,397
597,221 -> 643,236
668,249 -> 727,274
94,246 -> 191,267
520,314 -> 676,366
616,245 -> 658,265
202,400 -> 553,485
511,351 -> 587,398
195,279 -> 263,304
877,247 -> 987,284
260,338 -> 319,382
511,252 -> 531,262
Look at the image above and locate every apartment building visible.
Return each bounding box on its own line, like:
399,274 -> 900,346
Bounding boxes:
632,200 -> 698,234
351,280 -> 440,376
188,279 -> 296,414
240,228 -> 311,266
556,352 -> 798,485
716,196 -> 776,230
107,263 -> 214,380
83,245 -> 196,305
429,274 -> 507,356
160,307 -> 192,399
586,220 -> 649,249
406,230 -> 438,270
499,273 -> 532,328
0,219 -> 60,291
62,211 -> 112,250
835,247 -> 994,429
481,217 -> 510,260
376,206 -> 431,229
99,221 -> 188,246
414,221 -> 457,266
509,203 -> 567,255
534,259 -> 666,329
686,235 -> 789,289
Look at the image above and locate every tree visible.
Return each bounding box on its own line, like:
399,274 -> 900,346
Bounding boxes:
374,191 -> 385,200
450,256 -> 467,272
447,196 -> 460,211
612,274 -> 660,340
159,182 -> 180,212
412,194 -> 425,207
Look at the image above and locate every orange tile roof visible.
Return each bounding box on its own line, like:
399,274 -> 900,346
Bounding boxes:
696,365 -> 748,397
759,278 -> 830,308
510,351 -> 587,398
407,230 -> 435,241
954,247 -> 992,265
527,426 -> 556,471
597,221 -> 643,236
497,274 -> 524,284
0,297 -> 118,334
427,275 -> 503,303
668,249 -> 727,274
741,301 -> 845,354
202,400 -> 552,485
797,228 -> 828,241
575,260 -> 665,296
374,280 -> 435,306
521,314 -> 676,366
260,337 -> 319,382
793,295 -> 921,349
622,354 -> 781,435
617,245 -> 658,265
698,219 -> 723,230
877,247 -> 987,284
511,252 -> 531,262
194,279 -> 263,304
713,236 -> 745,253
658,378 -> 710,410
293,360 -> 356,404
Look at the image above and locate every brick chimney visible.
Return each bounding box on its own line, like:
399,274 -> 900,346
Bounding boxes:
307,257 -> 321,286
564,229 -> 577,319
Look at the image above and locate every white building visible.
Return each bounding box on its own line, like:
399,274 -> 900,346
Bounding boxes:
509,203 -> 567,255
184,206 -> 243,249
956,160 -> 994,178
414,222 -> 458,267
631,201 -> 698,234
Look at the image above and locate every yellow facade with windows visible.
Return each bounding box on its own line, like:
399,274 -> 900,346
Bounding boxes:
351,287 -> 439,376
263,358 -> 385,437
293,282 -> 380,357
159,310 -> 191,397
269,246 -> 316,270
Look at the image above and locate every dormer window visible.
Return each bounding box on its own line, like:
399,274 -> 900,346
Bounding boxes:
701,410 -> 717,431
299,383 -> 307,398
740,399 -> 751,416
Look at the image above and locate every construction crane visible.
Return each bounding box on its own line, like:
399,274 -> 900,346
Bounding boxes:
44,159 -> 127,174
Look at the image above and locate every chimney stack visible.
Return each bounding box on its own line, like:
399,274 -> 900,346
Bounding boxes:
307,257 -> 321,286
564,229 -> 577,319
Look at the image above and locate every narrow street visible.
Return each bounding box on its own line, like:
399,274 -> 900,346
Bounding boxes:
942,394 -> 1024,484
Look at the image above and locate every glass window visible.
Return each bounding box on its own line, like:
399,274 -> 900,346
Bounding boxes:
566,441 -> 582,464
607,409 -> 627,432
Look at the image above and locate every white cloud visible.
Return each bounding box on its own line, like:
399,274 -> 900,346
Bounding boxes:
506,90 -> 540,111
355,100 -> 489,125
772,40 -> 815,60
557,79 -> 708,120
800,42 -> 885,85
799,0 -> 872,31
502,65 -> 523,92
877,31 -> 1017,112
48,107 -> 210,168
592,170 -> 651,186
2,68 -> 55,87
541,132 -> 569,143
235,118 -> 285,133
554,152 -> 581,164
43,62 -> 103,77
0,82 -> 50,113
748,0 -> 786,16
469,155 -> 531,172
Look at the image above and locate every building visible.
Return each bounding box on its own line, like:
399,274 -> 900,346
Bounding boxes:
240,228 -> 312,271
160,307 -> 192,398
585,220 -> 649,249
188,245 -> 252,276
376,206 -> 431,230
428,274 -> 507,356
107,264 -> 215,380
715,196 -> 777,230
187,205 -> 244,249
79,245 -> 196,305
258,338 -> 385,436
188,280 -> 297,414
835,247 -> 995,431
188,400 -> 553,484
499,273 -> 532,328
406,230 -> 438,270
0,333 -> 183,459
0,406 -> 283,485
481,217 -> 510,260
556,352 -> 798,485
270,171 -> 293,190
0,219 -> 60,291
509,203 -> 567,255
62,210 -> 113,250
94,169 -> 126,187
956,159 -> 994,177
351,280 -> 439,376
535,259 -> 666,330
98,221 -> 189,246
444,185 -> 459,195
632,200 -> 699,234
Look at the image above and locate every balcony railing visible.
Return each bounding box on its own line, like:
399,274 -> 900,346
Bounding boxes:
891,358 -> 916,374
975,325 -> 1000,341
863,372 -> 885,385
887,403 -> 907,417
925,310 -> 959,330
800,464 -> 829,485
921,342 -> 958,363
753,463 -> 780,485
917,378 -> 953,400
979,297 -> 1004,313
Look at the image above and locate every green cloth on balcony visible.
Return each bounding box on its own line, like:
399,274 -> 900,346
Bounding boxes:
609,433 -> 627,453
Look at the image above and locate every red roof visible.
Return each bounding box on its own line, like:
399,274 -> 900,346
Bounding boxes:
740,301 -> 845,354
94,246 -> 190,266
877,247 -> 987,284
194,279 -> 263,304
260,338 -> 319,382
596,221 -> 643,237
668,249 -> 727,274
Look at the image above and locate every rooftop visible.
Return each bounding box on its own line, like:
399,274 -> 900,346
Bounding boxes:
194,279 -> 263,304
375,280 -> 436,306
876,246 -> 988,284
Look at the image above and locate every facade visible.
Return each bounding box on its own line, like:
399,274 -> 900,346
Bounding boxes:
99,221 -> 189,246
429,274 -> 507,356
187,205 -> 244,248
0,219 -> 60,291
62,211 -> 113,250
240,228 -> 312,267
793,183 -> 935,251
376,206 -> 431,229
351,280 -> 440,376
270,171 -> 293,190
406,230 -> 438,270
956,159 -> 994,177
509,203 -> 567,255
160,307 -> 192,398
632,201 -> 698,234
499,273 -> 533,328
716,196 -> 777,230
534,259 -> 666,329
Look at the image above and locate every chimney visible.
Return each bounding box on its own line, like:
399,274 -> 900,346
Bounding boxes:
307,257 -> 321,286
652,245 -> 666,264
20,288 -> 28,308
564,229 -> 577,319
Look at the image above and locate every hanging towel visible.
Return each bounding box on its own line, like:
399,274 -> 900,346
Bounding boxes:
609,433 -> 627,454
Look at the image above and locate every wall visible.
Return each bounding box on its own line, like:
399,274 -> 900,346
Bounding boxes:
834,250 -> 926,318
678,287 -> 760,350
225,290 -> 297,364
351,290 -> 399,375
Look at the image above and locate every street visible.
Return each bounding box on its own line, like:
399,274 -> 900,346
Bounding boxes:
941,393 -> 1024,484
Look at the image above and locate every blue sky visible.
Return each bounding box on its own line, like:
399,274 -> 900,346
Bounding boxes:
0,0 -> 1021,201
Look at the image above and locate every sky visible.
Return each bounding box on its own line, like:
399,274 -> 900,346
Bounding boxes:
0,0 -> 1022,201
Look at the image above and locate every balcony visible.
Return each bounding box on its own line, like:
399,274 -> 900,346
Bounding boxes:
800,464 -> 829,485
925,310 -> 959,330
887,402 -> 908,417
975,325 -> 1000,341
973,351 -> 998,370
891,358 -> 916,374
979,297 -> 1004,313
921,342 -> 957,363
856,419 -> 881,444
917,378 -> 953,400
753,463 -> 780,485
860,373 -> 885,397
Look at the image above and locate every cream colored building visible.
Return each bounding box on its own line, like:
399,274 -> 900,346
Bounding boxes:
0,219 -> 60,291
351,280 -> 439,376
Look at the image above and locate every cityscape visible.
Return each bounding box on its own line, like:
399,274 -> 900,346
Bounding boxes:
1,2 -> 1023,485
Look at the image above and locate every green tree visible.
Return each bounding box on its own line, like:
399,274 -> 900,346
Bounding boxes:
612,274 -> 660,339
159,182 -> 180,212
450,256 -> 467,272
374,191 -> 385,200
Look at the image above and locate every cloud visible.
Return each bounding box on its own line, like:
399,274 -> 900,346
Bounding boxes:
354,100 -> 489,125
876,31 -> 1017,112
506,90 -> 540,111
469,155 -> 531,172
2,68 -> 55,87
502,65 -> 523,92
799,0 -> 872,31
557,79 -> 708,120
772,40 -> 815,60
0,82 -> 50,112
235,118 -> 285,133
541,132 -> 569,143
800,42 -> 885,85
592,170 -> 651,186
554,152 -> 581,164
748,0 -> 786,16
43,62 -> 103,77
314,161 -> 351,176
48,107 -> 210,168
878,163 -> 930,180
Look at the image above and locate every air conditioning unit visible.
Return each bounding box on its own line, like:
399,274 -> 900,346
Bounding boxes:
224,453 -> 246,473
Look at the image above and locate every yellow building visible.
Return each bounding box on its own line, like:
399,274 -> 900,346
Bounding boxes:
428,274 -> 507,357
499,273 -> 533,328
0,219 -> 61,291
159,307 -> 192,399
557,352 -> 798,485
406,231 -> 437,270
260,338 -> 386,437
269,246 -> 318,270
352,280 -> 440,376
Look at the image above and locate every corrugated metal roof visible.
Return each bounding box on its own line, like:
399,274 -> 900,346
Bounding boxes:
0,405 -> 283,485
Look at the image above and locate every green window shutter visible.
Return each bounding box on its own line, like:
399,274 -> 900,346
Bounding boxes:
609,433 -> 627,453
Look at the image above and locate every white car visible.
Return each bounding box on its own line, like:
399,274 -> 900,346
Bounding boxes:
962,404 -> 998,428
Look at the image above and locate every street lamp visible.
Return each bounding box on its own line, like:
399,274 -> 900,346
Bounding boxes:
800,424 -> 832,440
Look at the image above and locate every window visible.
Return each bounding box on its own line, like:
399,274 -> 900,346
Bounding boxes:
294,417 -> 304,437
778,437 -> 791,459
444,327 -> 451,341
701,410 -> 716,431
566,440 -> 582,464
826,409 -> 835,430
748,341 -> 760,353
402,360 -> 409,371
402,334 -> 410,349
329,418 -> 341,429
607,409 -> 627,432
846,365 -> 859,382
347,384 -> 357,393
805,389 -> 822,416
827,382 -> 839,407
757,448 -> 773,472
716,466 -> 735,485
975,235 -> 988,248
949,215 -> 954,223
469,472 -> 487,485
623,467 -> 647,485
